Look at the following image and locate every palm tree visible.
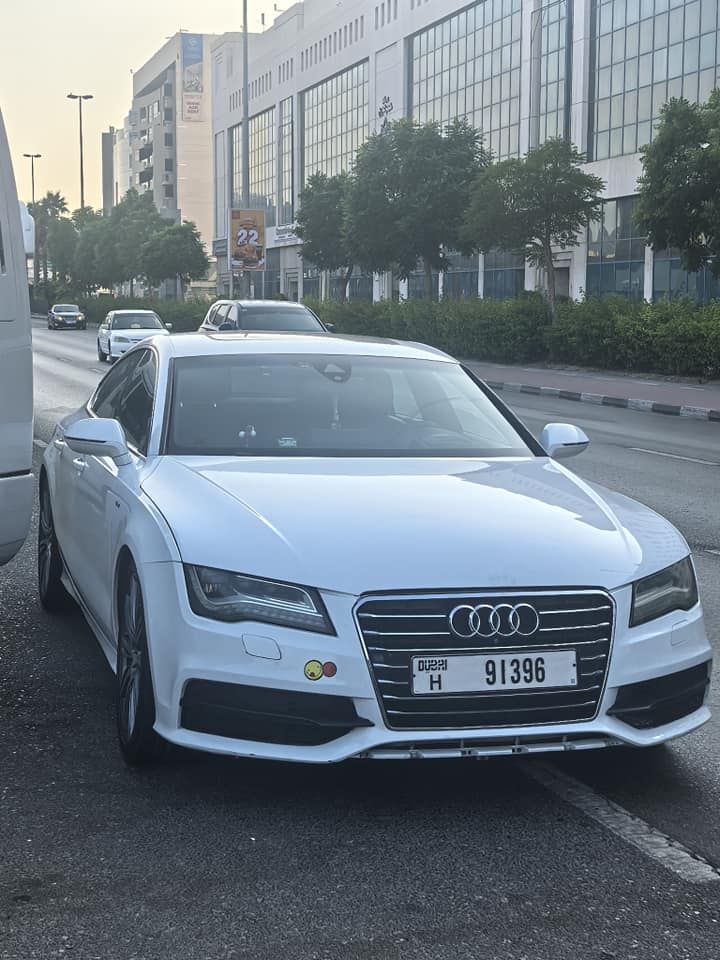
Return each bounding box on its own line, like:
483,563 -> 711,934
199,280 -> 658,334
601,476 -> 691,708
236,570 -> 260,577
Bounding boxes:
28,191 -> 69,284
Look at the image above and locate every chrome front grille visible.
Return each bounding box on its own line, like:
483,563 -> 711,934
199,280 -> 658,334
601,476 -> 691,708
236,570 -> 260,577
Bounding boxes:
356,590 -> 614,731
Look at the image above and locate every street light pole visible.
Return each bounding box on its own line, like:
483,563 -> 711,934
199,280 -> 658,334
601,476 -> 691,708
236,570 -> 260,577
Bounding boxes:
67,93 -> 94,209
23,153 -> 41,203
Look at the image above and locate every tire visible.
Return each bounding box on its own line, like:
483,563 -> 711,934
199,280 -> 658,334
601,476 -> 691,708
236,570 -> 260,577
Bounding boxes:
116,563 -> 164,767
38,478 -> 74,613
97,342 -> 107,362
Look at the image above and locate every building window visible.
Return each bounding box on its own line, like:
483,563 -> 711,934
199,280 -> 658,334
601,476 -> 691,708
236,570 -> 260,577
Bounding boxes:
591,0 -> 720,161
586,196 -> 646,298
164,133 -> 173,147
164,83 -> 173,96
231,109 -> 277,226
653,250 -> 720,302
164,108 -> 173,122
483,250 -> 525,299
279,97 -> 294,225
409,0 -> 523,159
301,60 -> 370,181
164,158 -> 174,172
443,254 -> 480,299
533,0 -> 569,145
164,184 -> 174,198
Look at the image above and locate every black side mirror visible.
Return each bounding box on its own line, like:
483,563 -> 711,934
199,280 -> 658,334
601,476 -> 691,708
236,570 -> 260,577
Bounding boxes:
324,322 -> 336,333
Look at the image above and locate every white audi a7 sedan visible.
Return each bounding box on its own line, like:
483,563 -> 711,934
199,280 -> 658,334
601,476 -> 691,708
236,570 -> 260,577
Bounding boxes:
39,332 -> 711,766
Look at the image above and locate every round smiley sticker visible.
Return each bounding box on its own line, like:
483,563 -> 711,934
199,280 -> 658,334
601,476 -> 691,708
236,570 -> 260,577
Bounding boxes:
304,660 -> 323,681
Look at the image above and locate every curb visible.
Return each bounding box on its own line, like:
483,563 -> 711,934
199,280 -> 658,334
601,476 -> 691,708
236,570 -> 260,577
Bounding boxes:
484,379 -> 720,423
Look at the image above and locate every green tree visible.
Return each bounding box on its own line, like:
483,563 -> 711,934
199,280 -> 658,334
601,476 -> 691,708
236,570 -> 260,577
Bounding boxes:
109,189 -> 167,292
461,138 -> 604,315
46,217 -> 78,285
73,217 -> 119,293
636,93 -> 720,276
345,118 -> 489,299
296,172 -> 355,300
141,221 -> 208,294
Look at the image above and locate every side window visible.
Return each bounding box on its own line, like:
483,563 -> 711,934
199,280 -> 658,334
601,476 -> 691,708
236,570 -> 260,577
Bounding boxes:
205,303 -> 221,327
217,304 -> 233,327
90,352 -> 143,420
116,350 -> 157,456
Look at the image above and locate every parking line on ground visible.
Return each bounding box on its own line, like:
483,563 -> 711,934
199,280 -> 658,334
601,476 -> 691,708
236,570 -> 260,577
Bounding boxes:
630,447 -> 719,466
526,762 -> 720,884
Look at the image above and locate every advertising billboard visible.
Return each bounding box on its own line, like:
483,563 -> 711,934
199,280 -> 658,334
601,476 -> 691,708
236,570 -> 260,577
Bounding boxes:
182,34 -> 204,122
229,209 -> 266,271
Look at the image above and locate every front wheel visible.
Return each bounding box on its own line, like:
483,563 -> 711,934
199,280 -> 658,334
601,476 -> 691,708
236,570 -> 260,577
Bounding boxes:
97,342 -> 107,362
116,564 -> 164,766
38,479 -> 74,612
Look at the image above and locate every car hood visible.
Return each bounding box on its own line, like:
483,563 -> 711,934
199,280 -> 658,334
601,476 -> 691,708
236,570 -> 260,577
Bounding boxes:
142,457 -> 689,596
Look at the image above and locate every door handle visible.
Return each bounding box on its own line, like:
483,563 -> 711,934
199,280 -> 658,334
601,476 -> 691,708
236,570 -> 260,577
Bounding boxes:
53,437 -> 66,450
72,457 -> 87,473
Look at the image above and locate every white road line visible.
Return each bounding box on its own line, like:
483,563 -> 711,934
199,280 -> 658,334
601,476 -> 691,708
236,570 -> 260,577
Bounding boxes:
526,762 -> 720,884
630,447 -> 719,466
33,439 -> 48,449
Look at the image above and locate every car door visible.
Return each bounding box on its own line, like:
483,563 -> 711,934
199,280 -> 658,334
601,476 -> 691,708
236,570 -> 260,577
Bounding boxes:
52,354 -> 134,598
71,349 -> 157,636
98,313 -> 112,354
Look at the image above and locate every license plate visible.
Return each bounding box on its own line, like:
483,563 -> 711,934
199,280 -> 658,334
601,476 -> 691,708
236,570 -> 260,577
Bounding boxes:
411,651 -> 577,695
65,319 -> 76,325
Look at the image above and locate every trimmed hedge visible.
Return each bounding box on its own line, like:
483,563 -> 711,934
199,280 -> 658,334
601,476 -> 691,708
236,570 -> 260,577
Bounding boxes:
73,292 -> 720,378
76,295 -> 210,331
310,294 -> 720,379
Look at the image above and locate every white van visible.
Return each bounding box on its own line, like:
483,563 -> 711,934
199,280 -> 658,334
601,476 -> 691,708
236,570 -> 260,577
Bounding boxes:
0,108 -> 33,565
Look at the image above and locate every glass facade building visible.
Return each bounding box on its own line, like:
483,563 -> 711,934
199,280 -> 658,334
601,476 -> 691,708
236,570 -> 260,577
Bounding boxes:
586,197 -> 645,298
301,61 -> 369,180
408,0 -> 523,159
483,250 -> 526,298
653,250 -> 720,300
229,108 -> 277,227
591,0 -> 720,161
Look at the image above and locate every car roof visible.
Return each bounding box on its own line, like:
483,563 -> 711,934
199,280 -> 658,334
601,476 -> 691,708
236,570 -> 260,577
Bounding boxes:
215,300 -> 309,309
111,309 -> 159,315
152,331 -> 454,362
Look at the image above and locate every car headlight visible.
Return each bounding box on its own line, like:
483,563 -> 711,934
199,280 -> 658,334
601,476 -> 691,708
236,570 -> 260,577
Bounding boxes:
114,335 -> 130,343
630,557 -> 698,627
78,313 -> 85,321
184,565 -> 335,634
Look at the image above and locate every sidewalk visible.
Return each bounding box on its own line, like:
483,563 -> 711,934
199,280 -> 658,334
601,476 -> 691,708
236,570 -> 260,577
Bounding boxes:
465,361 -> 720,422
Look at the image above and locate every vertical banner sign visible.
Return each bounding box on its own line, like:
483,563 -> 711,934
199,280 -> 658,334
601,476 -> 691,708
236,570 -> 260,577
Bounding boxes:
182,34 -> 204,122
230,209 -> 266,270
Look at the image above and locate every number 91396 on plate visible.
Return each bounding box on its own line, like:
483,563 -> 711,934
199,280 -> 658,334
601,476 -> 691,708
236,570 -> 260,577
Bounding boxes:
411,651 -> 577,695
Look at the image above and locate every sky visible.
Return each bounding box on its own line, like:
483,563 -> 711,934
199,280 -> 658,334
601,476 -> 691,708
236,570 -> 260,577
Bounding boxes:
1,0 -> 273,211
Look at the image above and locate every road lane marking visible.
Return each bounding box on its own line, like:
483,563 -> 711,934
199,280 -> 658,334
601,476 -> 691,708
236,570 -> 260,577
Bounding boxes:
630,447 -> 719,466
526,762 -> 720,884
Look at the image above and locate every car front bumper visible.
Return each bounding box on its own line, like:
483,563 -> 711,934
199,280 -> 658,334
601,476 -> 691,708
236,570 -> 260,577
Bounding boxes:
141,562 -> 712,763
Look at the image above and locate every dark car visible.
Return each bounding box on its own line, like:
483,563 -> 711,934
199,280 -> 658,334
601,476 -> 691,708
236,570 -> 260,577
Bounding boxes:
48,304 -> 86,330
199,299 -> 332,334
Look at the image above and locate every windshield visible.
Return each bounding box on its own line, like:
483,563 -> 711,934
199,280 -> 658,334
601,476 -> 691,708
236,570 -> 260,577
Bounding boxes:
54,304 -> 79,312
166,354 -> 534,458
236,305 -> 322,331
112,313 -> 163,330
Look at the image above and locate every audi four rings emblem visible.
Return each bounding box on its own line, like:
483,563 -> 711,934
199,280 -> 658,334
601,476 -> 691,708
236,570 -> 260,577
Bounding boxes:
449,603 -> 540,639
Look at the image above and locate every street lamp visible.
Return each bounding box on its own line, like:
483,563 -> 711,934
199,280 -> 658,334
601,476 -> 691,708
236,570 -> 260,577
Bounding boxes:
22,153 -> 41,203
67,93 -> 94,209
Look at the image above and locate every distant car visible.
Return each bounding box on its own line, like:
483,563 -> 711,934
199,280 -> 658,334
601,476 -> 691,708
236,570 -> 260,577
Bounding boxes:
97,310 -> 170,363
199,299 -> 330,333
48,304 -> 86,330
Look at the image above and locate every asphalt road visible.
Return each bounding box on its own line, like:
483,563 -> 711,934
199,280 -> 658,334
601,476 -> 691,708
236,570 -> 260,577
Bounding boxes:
1,320 -> 719,959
